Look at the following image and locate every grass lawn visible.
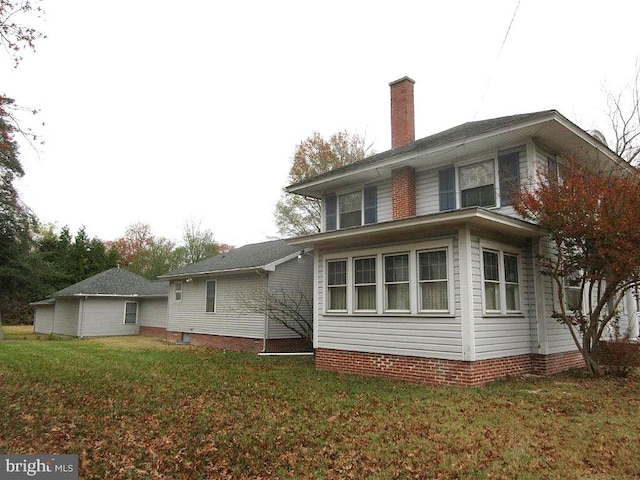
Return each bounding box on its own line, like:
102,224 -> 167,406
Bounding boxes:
1,326 -> 639,479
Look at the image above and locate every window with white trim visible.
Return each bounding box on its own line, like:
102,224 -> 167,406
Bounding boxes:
174,281 -> 183,302
418,250 -> 449,311
384,254 -> 410,312
354,257 -> 376,311
460,160 -> 496,208
327,260 -> 347,311
205,280 -> 217,313
481,248 -> 522,314
124,302 -> 138,324
438,148 -> 523,211
325,186 -> 377,231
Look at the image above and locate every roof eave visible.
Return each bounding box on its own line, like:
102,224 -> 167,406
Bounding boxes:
286,208 -> 544,250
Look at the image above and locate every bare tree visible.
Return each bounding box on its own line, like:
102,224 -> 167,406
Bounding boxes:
241,286 -> 313,350
603,62 -> 640,164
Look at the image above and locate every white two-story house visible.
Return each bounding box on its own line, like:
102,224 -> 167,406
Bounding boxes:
287,76 -> 635,386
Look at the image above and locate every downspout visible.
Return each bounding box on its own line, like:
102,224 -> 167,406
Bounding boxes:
262,271 -> 269,353
78,296 -> 86,338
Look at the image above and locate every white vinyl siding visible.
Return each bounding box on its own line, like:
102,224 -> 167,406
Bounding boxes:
79,298 -> 140,336
473,238 -> 536,360
316,239 -> 461,360
266,256 -> 315,339
139,298 -> 168,328
168,275 -> 268,339
52,298 -> 80,336
33,304 -> 55,334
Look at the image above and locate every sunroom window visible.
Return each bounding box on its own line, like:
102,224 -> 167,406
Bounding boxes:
327,260 -> 347,311
354,257 -> 376,311
482,248 -> 522,314
418,250 -> 448,311
384,254 -> 410,311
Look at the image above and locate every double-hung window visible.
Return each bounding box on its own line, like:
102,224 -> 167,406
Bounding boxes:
460,160 -> 496,208
418,250 -> 449,311
205,280 -> 217,313
325,186 -> 377,231
384,254 -> 410,311
327,260 -> 347,311
354,257 -> 376,311
482,248 -> 521,314
174,281 -> 183,302
124,302 -> 138,324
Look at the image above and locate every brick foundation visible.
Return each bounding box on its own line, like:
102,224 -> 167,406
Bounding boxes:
139,326 -> 167,338
316,348 -> 586,386
166,332 -> 308,353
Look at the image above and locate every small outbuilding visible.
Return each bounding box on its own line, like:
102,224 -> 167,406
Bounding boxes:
32,267 -> 168,337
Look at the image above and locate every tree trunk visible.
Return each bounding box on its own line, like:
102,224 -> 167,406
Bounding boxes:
582,330 -> 603,377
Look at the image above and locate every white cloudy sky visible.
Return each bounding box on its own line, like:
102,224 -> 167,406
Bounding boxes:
3,0 -> 639,247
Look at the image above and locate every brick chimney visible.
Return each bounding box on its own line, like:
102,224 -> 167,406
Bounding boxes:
389,76 -> 415,148
390,76 -> 416,219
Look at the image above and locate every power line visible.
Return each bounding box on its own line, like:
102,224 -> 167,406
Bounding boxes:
473,0 -> 522,121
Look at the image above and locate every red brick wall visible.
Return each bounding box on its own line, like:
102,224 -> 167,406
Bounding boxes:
316,348 -> 585,386
389,76 -> 415,148
165,332 -> 309,353
139,326 -> 166,338
392,166 -> 416,219
531,351 -> 584,376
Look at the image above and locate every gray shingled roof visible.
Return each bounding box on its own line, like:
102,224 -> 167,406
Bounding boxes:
160,239 -> 301,278
53,267 -> 169,297
288,110 -> 556,189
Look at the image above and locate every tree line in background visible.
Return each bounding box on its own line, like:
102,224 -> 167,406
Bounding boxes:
0,219 -> 230,324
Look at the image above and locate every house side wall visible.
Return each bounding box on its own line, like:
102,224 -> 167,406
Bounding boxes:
266,256 -> 314,340
167,274 -> 268,339
139,297 -> 168,329
316,237 -> 464,360
53,297 -> 80,336
33,305 -> 55,334
80,297 -> 140,337
473,235 -> 536,360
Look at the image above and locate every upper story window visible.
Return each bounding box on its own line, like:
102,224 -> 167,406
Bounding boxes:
460,159 -> 496,208
325,186 -> 377,231
438,149 -> 522,212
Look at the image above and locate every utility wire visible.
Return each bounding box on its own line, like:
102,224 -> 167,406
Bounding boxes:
473,0 -> 522,121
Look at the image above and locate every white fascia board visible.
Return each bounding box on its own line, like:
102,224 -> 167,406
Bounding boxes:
263,248 -> 314,271
158,267 -> 266,280
286,208 -> 543,247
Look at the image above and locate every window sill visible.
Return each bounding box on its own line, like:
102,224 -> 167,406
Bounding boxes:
482,313 -> 525,318
323,312 -> 456,318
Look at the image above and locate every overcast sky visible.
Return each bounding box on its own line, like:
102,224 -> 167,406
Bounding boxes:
3,0 -> 640,248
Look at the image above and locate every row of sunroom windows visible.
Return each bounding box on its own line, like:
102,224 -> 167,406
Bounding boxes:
325,245 -> 521,315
